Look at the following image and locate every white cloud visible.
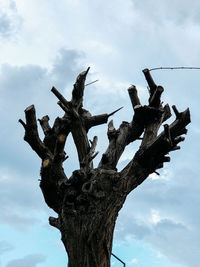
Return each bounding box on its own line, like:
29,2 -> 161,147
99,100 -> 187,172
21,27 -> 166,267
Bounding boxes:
0,0 -> 22,39
0,241 -> 14,255
6,254 -> 46,267
150,210 -> 162,225
128,258 -> 138,265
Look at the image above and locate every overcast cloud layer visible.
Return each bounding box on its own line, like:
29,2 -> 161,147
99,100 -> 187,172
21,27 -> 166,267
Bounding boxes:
0,0 -> 200,266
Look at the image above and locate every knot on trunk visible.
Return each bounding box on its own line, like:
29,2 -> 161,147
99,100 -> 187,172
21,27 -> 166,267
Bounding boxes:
82,181 -> 94,193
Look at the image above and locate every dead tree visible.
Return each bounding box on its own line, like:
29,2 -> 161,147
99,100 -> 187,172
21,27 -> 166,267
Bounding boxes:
19,68 -> 190,267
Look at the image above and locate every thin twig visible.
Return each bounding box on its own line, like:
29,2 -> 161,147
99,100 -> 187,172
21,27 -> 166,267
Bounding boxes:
85,80 -> 99,86
149,66 -> 200,71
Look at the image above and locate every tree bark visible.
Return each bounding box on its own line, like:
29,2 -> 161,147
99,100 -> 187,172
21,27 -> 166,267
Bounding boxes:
19,68 -> 191,267
58,170 -> 125,267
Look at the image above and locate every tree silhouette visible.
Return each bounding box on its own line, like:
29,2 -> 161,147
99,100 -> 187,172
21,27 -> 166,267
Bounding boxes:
19,68 -> 190,267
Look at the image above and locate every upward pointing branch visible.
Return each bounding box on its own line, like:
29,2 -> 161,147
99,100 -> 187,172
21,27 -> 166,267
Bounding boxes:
143,68 -> 157,98
19,105 -> 52,160
128,85 -> 141,109
71,67 -> 90,110
51,87 -> 70,110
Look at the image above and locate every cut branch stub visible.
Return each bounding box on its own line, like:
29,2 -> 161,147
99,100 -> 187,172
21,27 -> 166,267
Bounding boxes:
85,107 -> 123,131
172,105 -> 181,118
163,124 -> 173,146
51,86 -> 70,110
49,216 -> 60,229
128,85 -> 141,109
71,67 -> 90,110
19,105 -> 52,160
143,68 -> 157,97
38,115 -> 51,136
162,104 -> 171,122
149,86 -> 164,107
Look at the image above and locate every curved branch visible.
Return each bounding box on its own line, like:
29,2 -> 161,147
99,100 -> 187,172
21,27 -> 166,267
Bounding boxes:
19,105 -> 52,160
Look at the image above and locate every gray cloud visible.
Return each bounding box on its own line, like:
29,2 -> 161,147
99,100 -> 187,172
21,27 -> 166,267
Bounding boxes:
0,168 -> 45,230
0,13 -> 12,38
0,48 -> 83,171
115,161 -> 200,267
6,254 -> 46,267
133,0 -> 200,25
0,48 -> 83,229
0,241 -> 14,255
51,48 -> 84,90
0,1 -> 22,39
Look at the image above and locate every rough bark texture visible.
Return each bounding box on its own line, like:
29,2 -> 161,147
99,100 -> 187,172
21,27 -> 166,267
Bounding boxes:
19,68 -> 191,267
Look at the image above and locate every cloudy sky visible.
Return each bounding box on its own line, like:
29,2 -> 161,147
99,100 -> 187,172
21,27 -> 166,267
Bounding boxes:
0,0 -> 200,266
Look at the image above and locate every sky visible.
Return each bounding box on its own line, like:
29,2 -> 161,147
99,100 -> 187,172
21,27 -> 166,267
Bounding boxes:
0,0 -> 200,266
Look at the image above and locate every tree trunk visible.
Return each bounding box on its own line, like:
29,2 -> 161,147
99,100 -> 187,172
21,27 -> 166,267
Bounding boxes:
47,169 -> 126,267
61,212 -> 116,267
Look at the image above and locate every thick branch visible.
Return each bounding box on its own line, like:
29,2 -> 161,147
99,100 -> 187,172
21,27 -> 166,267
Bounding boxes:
141,83 -> 164,148
121,107 -> 191,192
149,86 -> 164,107
53,134 -> 67,164
143,68 -> 157,97
71,118 -> 90,165
99,118 -> 144,170
85,107 -> 123,131
128,85 -> 141,109
140,106 -> 164,148
162,104 -> 171,122
38,115 -> 51,136
51,87 -> 70,110
19,105 -> 52,160
71,67 -> 90,110
40,154 -> 67,213
141,108 -> 190,161
81,136 -> 99,170
99,90 -> 144,170
49,216 -> 60,229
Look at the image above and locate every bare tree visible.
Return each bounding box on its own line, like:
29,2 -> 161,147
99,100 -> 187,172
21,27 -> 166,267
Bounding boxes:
19,68 -> 190,267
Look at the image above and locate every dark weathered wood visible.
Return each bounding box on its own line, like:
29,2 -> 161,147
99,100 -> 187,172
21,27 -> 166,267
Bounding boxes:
85,107 -> 123,131
20,69 -> 191,267
71,118 -> 90,165
71,67 -> 90,110
143,68 -> 157,97
128,85 -> 141,109
53,134 -> 67,164
163,104 -> 171,122
38,115 -> 51,136
149,86 -> 164,107
19,105 -> 52,160
51,86 -> 70,109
